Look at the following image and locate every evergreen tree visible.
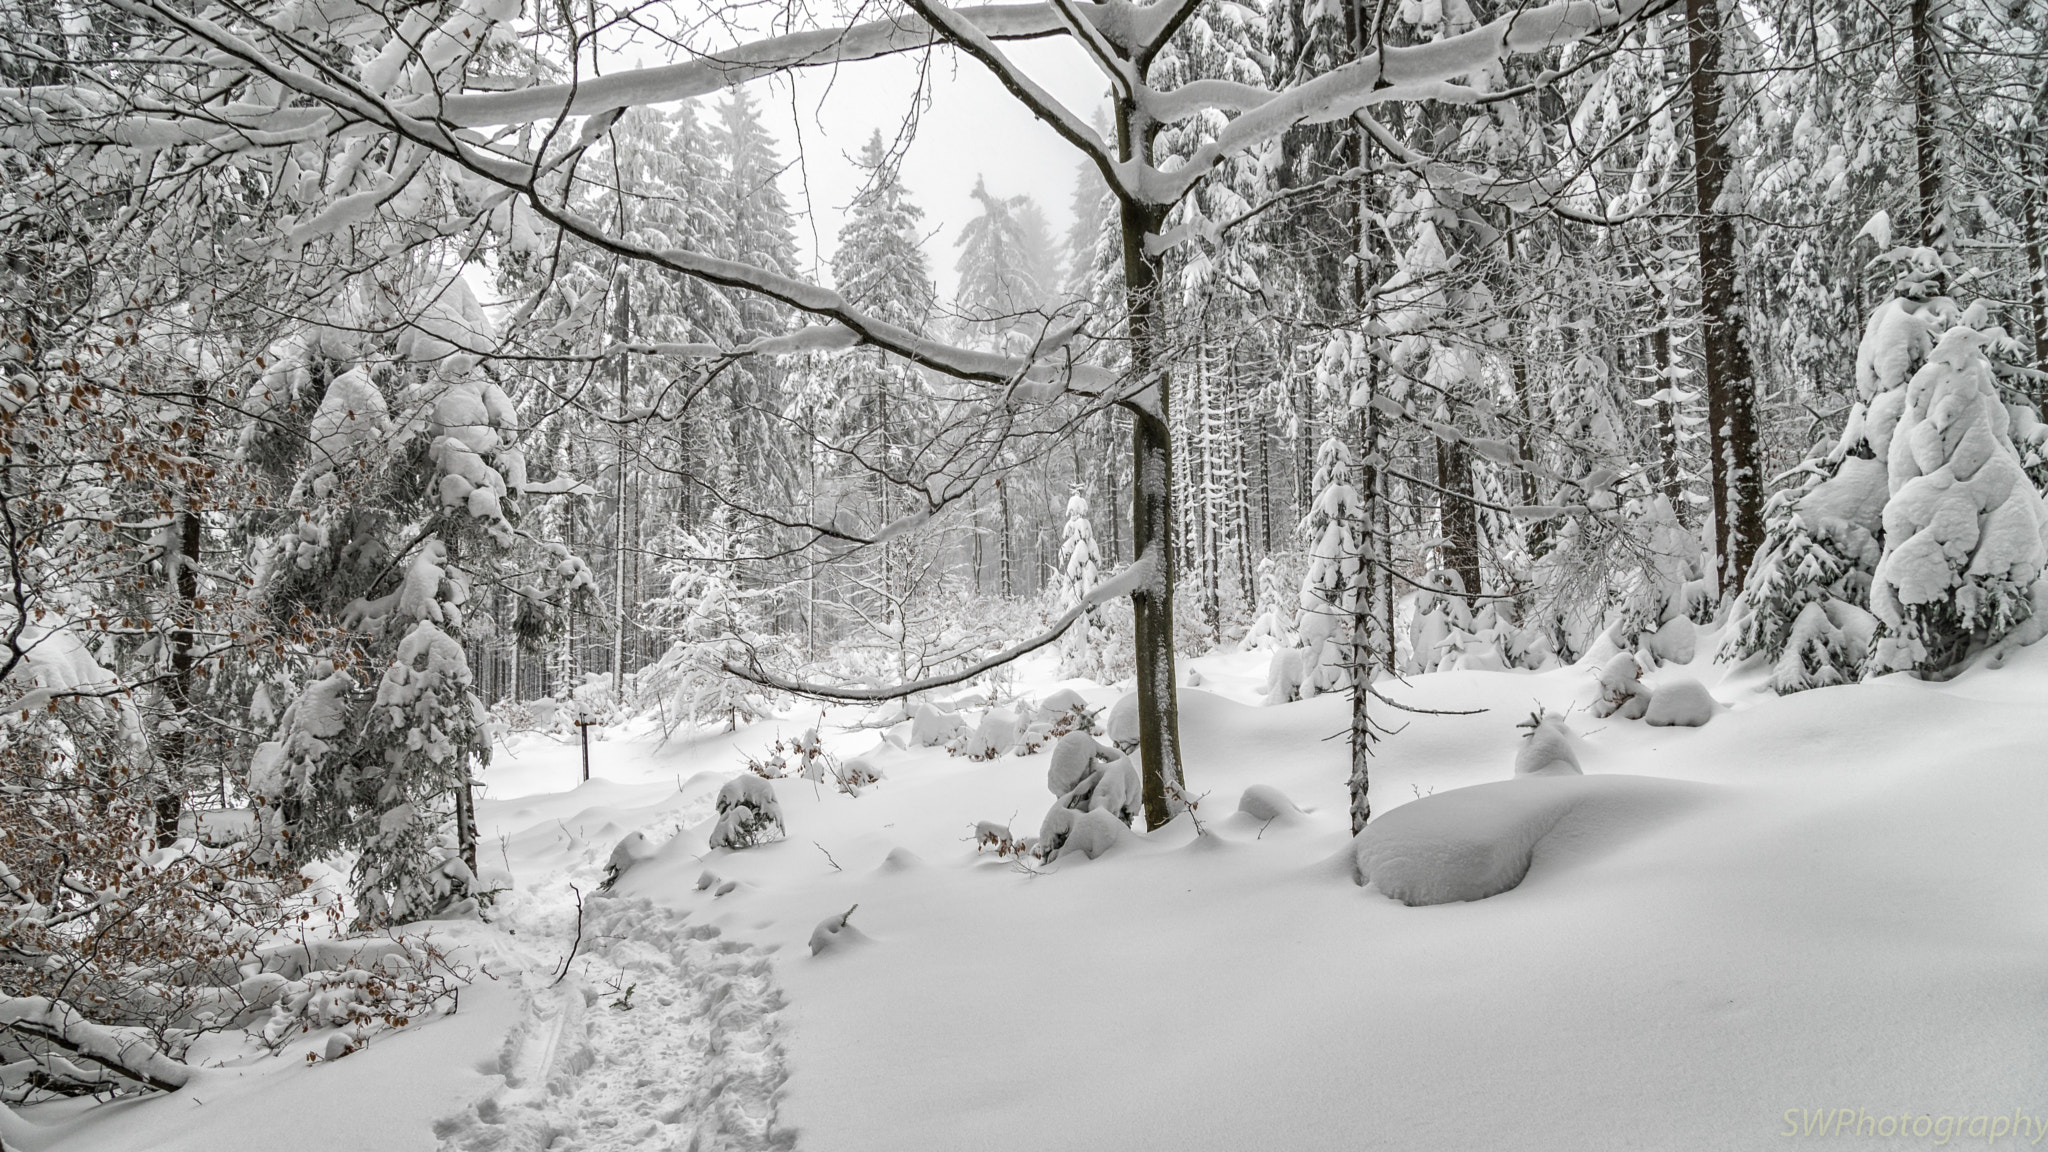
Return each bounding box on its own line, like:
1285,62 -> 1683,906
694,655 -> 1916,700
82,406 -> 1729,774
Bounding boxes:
1057,492 -> 1106,679
955,177 -> 1047,348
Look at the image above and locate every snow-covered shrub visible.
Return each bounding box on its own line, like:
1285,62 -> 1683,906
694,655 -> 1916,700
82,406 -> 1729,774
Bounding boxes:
1,698 -> 303,1101
253,935 -> 468,1056
1045,731 -> 1142,827
1513,711 -> 1582,776
788,726 -> 835,784
1867,324 -> 2048,677
1262,647 -> 1308,705
834,753 -> 885,795
602,831 -> 662,891
1591,653 -> 1651,720
1036,807 -> 1128,861
962,708 -> 1020,761
1643,679 -> 1720,727
808,906 -> 868,956
1237,784 -> 1304,822
973,821 -> 1033,859
709,775 -> 785,850
909,701 -> 970,747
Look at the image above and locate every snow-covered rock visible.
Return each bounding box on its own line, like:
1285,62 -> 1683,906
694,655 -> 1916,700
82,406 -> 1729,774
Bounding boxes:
1643,678 -> 1720,727
1353,775 -> 1714,905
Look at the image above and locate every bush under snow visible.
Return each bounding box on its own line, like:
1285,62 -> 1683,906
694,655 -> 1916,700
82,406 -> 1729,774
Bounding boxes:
1352,776 -> 1714,905
710,775 -> 785,850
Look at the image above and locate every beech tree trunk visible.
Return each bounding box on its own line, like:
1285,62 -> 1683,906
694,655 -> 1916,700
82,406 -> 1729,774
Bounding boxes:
1115,99 -> 1186,832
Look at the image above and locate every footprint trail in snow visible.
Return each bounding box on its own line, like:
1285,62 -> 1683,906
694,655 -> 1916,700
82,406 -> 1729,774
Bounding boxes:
435,892 -> 794,1152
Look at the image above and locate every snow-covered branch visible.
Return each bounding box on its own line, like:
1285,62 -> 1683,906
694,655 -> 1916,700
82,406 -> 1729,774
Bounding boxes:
723,551 -> 1157,700
0,998 -> 190,1094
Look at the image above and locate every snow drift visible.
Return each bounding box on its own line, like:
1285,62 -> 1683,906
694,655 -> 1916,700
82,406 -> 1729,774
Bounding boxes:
1352,775 -> 1718,905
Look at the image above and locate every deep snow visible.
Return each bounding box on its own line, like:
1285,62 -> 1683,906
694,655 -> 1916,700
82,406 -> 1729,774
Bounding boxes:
15,634 -> 2048,1151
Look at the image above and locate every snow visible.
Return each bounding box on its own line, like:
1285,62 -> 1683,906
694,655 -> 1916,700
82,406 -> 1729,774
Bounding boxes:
1352,774 -> 1718,905
1513,711 -> 1582,775
1643,676 -> 1720,727
25,639 -> 2048,1152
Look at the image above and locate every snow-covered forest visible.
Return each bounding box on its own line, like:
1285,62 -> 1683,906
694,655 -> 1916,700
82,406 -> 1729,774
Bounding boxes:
4,0 -> 2048,1145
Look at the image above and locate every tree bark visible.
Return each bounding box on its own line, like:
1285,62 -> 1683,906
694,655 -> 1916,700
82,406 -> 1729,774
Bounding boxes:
154,507 -> 202,848
1683,0 -> 1765,597
1433,414 -> 1482,603
2023,135 -> 2047,375
609,271 -> 631,703
1115,101 -> 1186,831
1909,0 -> 1945,250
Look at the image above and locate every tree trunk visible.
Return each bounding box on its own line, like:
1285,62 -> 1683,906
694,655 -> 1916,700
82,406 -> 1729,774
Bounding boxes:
1434,416 -> 1481,602
1115,101 -> 1186,832
610,272 -> 631,703
1683,0 -> 1765,597
1652,287 -> 1684,510
154,507 -> 202,848
1909,0 -> 1945,250
2023,135 -> 2047,375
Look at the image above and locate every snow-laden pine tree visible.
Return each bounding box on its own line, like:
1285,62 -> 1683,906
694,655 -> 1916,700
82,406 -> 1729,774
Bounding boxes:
1057,492 -> 1106,680
246,280 -> 561,926
954,177 -> 1048,349
1721,454 -> 1886,691
1867,317 -> 2048,675
1294,430 -> 1365,699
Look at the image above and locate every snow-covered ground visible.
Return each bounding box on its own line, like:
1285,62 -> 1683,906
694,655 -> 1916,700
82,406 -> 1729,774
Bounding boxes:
16,636 -> 2048,1151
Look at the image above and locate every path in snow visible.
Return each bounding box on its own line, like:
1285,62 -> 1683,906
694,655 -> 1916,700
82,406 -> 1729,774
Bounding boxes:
433,875 -> 795,1150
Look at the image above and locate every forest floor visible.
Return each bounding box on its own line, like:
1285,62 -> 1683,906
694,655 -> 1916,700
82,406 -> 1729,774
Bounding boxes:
13,632 -> 2048,1151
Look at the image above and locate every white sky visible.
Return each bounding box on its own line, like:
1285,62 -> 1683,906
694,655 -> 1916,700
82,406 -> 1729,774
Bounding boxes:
616,33 -> 1113,300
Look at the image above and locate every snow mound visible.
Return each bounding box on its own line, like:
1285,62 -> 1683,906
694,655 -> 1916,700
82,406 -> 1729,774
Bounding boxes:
1644,678 -> 1721,727
1513,712 -> 1582,776
1106,692 -> 1140,750
1592,653 -> 1650,719
1353,776 -> 1714,906
1237,784 -> 1303,822
603,830 -> 661,887
967,708 -> 1020,759
909,702 -> 968,747
809,907 -> 870,957
877,846 -> 921,872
